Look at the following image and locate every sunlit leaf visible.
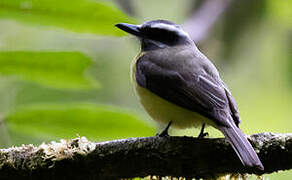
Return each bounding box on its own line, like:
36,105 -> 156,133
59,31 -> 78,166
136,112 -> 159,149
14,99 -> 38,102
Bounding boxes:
6,103 -> 155,141
0,0 -> 135,35
0,51 -> 98,89
267,0 -> 292,26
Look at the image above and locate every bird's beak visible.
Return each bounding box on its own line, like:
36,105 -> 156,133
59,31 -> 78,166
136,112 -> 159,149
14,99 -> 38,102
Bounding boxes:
115,23 -> 141,37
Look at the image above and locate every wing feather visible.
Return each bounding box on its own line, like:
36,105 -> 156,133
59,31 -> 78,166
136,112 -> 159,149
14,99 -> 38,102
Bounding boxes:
136,56 -> 235,127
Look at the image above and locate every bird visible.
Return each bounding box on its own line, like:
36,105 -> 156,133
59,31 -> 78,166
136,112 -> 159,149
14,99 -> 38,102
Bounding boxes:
115,20 -> 264,170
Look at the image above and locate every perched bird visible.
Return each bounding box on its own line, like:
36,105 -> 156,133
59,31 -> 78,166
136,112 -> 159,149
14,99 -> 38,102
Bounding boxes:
115,20 -> 264,170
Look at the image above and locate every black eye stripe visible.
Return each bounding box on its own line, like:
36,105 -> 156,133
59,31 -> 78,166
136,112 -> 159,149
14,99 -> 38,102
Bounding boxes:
142,27 -> 177,37
149,27 -> 175,33
139,21 -> 190,49
140,25 -> 187,47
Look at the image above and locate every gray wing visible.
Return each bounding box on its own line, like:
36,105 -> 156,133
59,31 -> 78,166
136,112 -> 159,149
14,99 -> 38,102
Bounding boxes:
223,83 -> 241,126
136,56 -> 238,127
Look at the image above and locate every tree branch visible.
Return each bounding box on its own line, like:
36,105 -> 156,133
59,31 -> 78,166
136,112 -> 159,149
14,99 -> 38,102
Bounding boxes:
183,0 -> 231,43
0,132 -> 291,179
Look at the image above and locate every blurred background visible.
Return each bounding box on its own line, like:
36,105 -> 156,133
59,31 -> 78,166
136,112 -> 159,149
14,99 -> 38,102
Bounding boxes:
0,0 -> 291,179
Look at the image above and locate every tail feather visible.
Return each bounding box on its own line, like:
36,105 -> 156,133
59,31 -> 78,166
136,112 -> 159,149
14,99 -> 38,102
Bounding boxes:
218,121 -> 264,170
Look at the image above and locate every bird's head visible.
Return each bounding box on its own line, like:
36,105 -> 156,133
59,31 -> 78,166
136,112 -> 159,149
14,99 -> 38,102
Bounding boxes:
115,20 -> 193,50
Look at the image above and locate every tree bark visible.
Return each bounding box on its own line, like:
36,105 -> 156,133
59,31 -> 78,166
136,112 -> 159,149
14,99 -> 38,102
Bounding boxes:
0,132 -> 291,180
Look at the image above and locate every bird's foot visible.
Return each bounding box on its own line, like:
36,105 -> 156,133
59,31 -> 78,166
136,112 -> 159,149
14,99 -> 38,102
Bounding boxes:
197,123 -> 209,139
156,121 -> 172,137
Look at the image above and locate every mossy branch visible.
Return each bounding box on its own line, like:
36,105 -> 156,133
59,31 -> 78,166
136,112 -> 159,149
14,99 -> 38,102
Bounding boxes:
0,132 -> 291,180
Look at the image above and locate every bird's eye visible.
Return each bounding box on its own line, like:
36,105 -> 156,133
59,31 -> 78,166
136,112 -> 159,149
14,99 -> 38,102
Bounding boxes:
148,28 -> 163,37
140,25 -> 180,46
142,25 -> 151,32
146,28 -> 178,44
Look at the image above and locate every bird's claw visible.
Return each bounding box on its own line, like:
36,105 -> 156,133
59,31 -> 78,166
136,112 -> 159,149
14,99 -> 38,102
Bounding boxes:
198,132 -> 209,139
197,123 -> 208,139
156,121 -> 172,137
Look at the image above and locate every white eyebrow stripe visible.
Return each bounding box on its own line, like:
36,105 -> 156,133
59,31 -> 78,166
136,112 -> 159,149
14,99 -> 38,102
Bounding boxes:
151,23 -> 178,31
150,23 -> 189,37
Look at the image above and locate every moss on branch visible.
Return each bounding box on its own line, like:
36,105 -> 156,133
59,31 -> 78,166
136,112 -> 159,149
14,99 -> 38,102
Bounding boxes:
0,133 -> 291,180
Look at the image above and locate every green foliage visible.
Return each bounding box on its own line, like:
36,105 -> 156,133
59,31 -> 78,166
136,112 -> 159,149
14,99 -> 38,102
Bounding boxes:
0,51 -> 98,89
0,0 -> 135,35
6,103 -> 155,141
8,129 -> 46,146
267,0 -> 292,25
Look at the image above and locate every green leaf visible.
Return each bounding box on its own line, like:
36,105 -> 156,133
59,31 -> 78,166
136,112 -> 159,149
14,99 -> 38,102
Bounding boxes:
267,0 -> 292,26
0,51 -> 98,89
6,103 -> 155,141
0,0 -> 135,36
8,128 -> 48,147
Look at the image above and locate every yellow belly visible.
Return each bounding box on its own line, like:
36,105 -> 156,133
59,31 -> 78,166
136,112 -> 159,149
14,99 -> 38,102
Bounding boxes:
135,84 -> 214,129
131,57 -> 215,129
